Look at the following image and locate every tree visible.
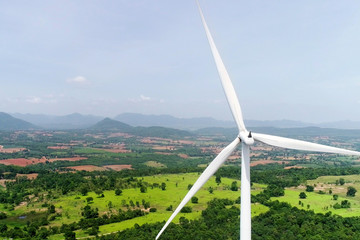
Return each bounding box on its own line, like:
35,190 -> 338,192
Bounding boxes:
86,197 -> 93,204
347,186 -> 357,197
80,187 -> 88,196
299,192 -> 307,199
333,194 -> 338,200
87,225 -> 99,236
115,189 -> 122,196
306,185 -> 314,192
0,224 -> 7,233
64,230 -> 76,240
161,182 -> 166,191
341,200 -> 351,208
81,205 -> 99,219
230,181 -> 238,191
0,212 -> 7,220
48,205 -> 55,214
215,175 -> 221,185
339,178 -> 345,186
140,186 -> 147,193
180,206 -> 192,213
191,196 -> 198,204
208,187 -> 214,194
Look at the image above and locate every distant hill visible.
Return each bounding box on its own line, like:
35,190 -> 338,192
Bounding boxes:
12,113 -> 103,129
195,126 -> 360,140
115,113 -> 235,130
90,118 -> 132,131
116,113 -> 360,130
245,119 -> 311,128
8,112 -> 360,130
0,112 -> 39,130
90,118 -> 193,138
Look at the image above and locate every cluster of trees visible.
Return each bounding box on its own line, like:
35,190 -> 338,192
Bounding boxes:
96,196 -> 360,240
0,206 -> 147,239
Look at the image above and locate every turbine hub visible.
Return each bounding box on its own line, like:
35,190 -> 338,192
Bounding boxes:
239,131 -> 254,145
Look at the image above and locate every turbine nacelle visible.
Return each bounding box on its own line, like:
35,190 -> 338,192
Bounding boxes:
239,131 -> 254,145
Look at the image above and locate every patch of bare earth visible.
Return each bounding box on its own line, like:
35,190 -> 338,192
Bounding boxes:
103,165 -> 133,171
0,145 -> 26,153
47,146 -> 69,150
284,166 -> 305,170
16,173 -> 39,180
250,160 -> 289,167
0,179 -> 15,187
66,165 -> 107,171
0,158 -> 33,167
0,156 -> 87,167
48,157 -> 87,162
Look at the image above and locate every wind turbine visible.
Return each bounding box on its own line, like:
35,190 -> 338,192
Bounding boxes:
156,2 -> 360,240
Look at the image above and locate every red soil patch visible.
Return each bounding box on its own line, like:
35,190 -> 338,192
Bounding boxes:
103,165 -> 133,171
0,156 -> 87,167
228,155 -> 240,160
178,154 -> 189,159
66,165 -> 107,172
16,173 -> 39,180
250,160 -> 289,167
0,158 -> 33,167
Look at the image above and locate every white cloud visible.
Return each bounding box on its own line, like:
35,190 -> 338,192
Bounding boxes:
26,96 -> 42,104
140,94 -> 151,101
127,95 -> 163,104
67,76 -> 88,84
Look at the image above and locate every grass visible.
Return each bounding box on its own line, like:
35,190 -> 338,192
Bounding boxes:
0,173 -> 268,240
272,174 -> 360,217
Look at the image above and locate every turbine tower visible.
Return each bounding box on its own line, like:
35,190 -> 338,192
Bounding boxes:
156,2 -> 360,240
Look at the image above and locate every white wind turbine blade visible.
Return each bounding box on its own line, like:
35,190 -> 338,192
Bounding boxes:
252,132 -> 360,156
197,2 -> 246,133
156,137 -> 241,240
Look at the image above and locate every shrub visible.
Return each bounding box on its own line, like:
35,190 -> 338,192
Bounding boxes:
180,206 -> 192,213
306,185 -> 314,192
191,197 -> 198,204
299,192 -> 307,199
347,186 -> 357,197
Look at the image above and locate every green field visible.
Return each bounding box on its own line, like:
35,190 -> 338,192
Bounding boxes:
272,174 -> 360,217
0,173 -> 268,239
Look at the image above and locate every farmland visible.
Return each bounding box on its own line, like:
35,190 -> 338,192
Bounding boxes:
0,128 -> 359,239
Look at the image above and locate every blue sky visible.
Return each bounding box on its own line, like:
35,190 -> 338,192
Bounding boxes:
1,0 -> 360,122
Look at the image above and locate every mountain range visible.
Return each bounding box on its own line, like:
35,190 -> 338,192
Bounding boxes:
1,112 -> 360,131
0,112 -> 39,131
